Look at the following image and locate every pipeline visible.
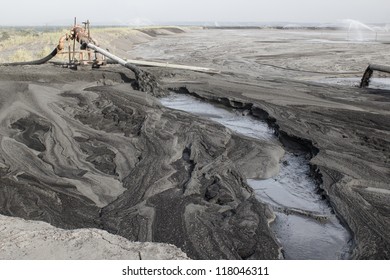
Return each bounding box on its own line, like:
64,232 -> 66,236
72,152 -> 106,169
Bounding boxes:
0,35 -> 66,66
0,48 -> 58,66
2,21 -> 222,96
360,64 -> 390,88
70,26 -> 165,96
88,42 -> 164,95
1,25 -> 164,96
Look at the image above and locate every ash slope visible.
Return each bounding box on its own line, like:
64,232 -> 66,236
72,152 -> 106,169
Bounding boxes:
162,70 -> 390,259
0,214 -> 188,260
0,65 -> 280,260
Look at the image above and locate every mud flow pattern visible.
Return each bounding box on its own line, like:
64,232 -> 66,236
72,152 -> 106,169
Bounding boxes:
161,94 -> 351,260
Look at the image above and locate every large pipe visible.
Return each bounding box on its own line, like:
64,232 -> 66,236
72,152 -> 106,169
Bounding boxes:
71,26 -> 163,95
89,45 -> 219,74
71,26 -> 132,69
86,42 -> 162,94
120,59 -> 220,74
0,35 -> 66,66
360,64 -> 390,88
0,48 -> 58,66
85,43 -> 142,75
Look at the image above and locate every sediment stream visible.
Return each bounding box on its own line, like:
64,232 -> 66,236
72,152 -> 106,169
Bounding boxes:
160,93 -> 351,259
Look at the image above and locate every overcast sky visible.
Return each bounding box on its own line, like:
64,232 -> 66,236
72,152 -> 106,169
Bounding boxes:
0,0 -> 389,26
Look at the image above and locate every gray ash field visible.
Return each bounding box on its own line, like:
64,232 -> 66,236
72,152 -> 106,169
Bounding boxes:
0,28 -> 390,259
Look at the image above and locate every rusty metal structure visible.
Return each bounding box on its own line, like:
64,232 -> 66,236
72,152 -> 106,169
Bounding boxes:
56,18 -> 106,69
360,64 -> 390,88
65,19 -> 219,73
1,18 -> 220,77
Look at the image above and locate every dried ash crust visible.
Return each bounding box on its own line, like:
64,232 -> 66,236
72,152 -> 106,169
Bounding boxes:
0,214 -> 189,260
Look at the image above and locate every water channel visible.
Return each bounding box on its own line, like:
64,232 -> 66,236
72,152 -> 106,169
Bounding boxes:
160,93 -> 351,260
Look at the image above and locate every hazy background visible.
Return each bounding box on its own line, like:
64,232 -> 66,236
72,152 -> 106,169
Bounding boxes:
0,0 -> 389,26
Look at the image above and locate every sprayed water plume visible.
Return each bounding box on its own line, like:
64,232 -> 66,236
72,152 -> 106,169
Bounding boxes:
341,19 -> 376,41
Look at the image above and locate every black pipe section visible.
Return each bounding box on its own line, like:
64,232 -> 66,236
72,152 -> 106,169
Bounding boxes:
0,48 -> 58,66
360,64 -> 390,88
2,25 -> 165,96
85,41 -> 165,96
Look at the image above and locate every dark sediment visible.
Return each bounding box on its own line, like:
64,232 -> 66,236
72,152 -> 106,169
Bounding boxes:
0,65 -> 279,259
162,69 -> 390,259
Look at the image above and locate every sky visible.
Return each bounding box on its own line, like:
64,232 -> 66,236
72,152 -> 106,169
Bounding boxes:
0,0 -> 389,26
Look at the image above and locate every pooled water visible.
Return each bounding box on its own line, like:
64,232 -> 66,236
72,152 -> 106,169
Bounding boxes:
160,94 -> 351,260
160,94 -> 275,141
